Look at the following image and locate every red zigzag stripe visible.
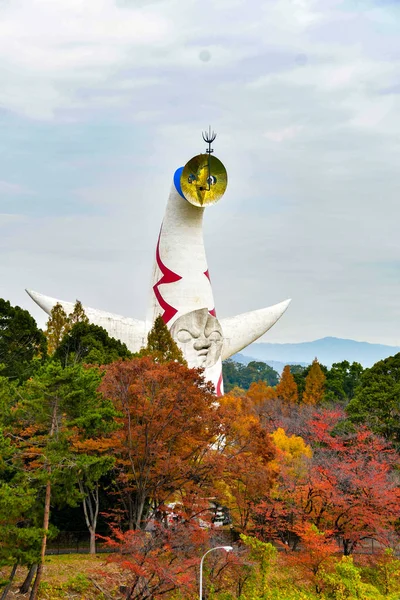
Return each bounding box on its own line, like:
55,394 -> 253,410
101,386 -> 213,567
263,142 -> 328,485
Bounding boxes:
153,229 -> 182,325
204,270 -> 216,317
216,372 -> 223,397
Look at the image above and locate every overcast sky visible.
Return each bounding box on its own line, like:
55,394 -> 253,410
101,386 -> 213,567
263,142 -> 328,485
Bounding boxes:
1,0 -> 400,345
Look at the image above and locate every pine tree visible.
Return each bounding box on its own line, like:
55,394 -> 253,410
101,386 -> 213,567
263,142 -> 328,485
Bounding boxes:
45,304 -> 70,355
302,358 -> 326,405
276,365 -> 299,405
144,316 -> 186,364
0,298 -> 47,382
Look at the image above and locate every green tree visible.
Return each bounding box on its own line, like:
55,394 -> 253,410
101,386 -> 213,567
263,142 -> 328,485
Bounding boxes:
13,362 -> 116,598
347,353 -> 400,445
246,361 -> 279,387
55,321 -> 132,367
0,299 -> 47,382
290,365 -> 308,400
142,316 -> 186,364
240,534 -> 277,599
322,556 -> 381,599
0,377 -> 42,599
222,360 -> 279,392
325,360 -> 364,403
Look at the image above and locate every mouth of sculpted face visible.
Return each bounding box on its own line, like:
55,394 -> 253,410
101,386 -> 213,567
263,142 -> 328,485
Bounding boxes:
170,308 -> 223,369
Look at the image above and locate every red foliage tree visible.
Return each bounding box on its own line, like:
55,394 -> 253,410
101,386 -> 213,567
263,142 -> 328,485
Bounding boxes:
255,406 -> 400,556
306,411 -> 400,554
99,356 -> 222,530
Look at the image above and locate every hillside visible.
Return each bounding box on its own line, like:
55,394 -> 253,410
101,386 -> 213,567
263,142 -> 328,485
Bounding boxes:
230,353 -> 307,374
239,337 -> 400,368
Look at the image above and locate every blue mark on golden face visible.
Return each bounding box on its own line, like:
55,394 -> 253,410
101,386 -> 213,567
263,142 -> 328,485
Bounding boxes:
174,167 -> 185,198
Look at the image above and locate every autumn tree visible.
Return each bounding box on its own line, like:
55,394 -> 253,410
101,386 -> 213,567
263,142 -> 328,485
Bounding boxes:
301,409 -> 400,555
99,356 -> 220,530
302,359 -> 326,405
246,381 -> 277,407
0,299 -> 47,382
44,303 -> 70,355
216,393 -> 276,533
45,300 -> 89,356
142,315 -> 186,364
254,427 -> 312,548
254,405 -> 400,559
287,524 -> 339,594
276,365 -> 299,405
68,300 -> 89,327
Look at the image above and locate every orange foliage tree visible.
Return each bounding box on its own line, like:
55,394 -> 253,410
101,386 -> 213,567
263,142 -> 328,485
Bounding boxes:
99,356 -> 222,530
246,381 -> 277,406
276,365 -> 299,405
216,393 -> 276,533
302,359 -> 326,405
253,427 -> 312,547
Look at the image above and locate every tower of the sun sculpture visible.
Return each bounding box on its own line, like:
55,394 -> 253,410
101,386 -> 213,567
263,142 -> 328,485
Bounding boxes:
26,130 -> 290,395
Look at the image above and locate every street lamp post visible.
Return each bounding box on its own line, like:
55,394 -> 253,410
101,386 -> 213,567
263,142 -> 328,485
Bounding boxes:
199,546 -> 233,600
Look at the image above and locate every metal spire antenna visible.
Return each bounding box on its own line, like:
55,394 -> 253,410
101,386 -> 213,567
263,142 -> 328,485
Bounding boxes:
202,126 -> 217,191
202,126 -> 216,154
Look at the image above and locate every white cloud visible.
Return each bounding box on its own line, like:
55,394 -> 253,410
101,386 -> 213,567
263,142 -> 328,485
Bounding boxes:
0,180 -> 34,195
264,125 -> 303,142
2,0 -> 400,345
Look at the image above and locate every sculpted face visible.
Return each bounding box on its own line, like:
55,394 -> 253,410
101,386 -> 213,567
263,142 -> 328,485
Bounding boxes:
170,308 -> 223,368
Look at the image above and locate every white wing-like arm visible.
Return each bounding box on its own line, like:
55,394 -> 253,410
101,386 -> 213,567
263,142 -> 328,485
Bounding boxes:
25,289 -> 146,354
220,299 -> 291,361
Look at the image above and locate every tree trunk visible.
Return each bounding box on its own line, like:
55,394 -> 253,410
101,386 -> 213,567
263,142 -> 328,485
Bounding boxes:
29,401 -> 58,600
128,495 -> 134,531
0,562 -> 18,600
29,477 -> 51,600
135,495 -> 146,530
20,564 -> 37,594
80,482 -> 99,555
90,528 -> 96,555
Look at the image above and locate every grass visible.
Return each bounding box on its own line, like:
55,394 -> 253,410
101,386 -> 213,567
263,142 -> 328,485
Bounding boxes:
0,554 -> 119,599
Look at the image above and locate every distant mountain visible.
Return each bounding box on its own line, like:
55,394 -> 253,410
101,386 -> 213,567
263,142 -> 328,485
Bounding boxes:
230,353 -> 307,375
239,337 -> 400,368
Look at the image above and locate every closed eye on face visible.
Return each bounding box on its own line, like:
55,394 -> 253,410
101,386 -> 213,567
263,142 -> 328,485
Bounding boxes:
176,329 -> 193,343
208,331 -> 222,342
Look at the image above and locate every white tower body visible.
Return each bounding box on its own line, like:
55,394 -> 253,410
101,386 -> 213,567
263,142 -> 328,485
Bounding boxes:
27,149 -> 291,396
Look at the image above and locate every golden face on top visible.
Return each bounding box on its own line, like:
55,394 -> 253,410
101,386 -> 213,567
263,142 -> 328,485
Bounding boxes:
180,154 -> 228,207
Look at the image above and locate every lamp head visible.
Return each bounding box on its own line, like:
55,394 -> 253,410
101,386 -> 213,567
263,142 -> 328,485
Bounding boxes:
173,128 -> 228,208
223,546 -> 233,552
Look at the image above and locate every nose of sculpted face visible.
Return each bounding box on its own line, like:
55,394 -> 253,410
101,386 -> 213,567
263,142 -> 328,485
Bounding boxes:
194,337 -> 212,351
